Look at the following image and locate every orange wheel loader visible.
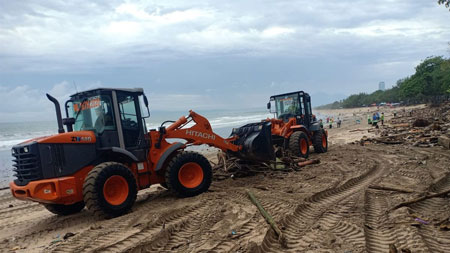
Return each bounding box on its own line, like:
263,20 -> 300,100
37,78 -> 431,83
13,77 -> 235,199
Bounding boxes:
242,91 -> 328,159
9,88 -> 275,218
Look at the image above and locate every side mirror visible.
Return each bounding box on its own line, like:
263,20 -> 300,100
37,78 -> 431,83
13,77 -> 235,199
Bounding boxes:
141,95 -> 151,118
143,95 -> 149,107
267,102 -> 271,110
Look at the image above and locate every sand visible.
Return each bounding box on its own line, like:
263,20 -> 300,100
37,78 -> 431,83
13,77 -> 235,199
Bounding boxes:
0,104 -> 449,252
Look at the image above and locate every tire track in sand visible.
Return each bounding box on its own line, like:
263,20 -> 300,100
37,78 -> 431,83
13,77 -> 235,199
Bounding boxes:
364,190 -> 430,252
53,204 -> 203,252
258,160 -> 384,252
125,204 -> 215,252
410,173 -> 450,253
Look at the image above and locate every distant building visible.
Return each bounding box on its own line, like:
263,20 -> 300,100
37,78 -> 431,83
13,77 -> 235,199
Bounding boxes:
378,82 -> 385,91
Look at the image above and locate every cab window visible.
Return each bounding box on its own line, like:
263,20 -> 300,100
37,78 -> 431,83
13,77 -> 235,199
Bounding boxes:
118,95 -> 139,147
71,95 -> 115,134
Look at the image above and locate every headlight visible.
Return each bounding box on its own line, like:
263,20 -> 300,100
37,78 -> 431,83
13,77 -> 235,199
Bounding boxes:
23,147 -> 29,153
11,149 -> 15,155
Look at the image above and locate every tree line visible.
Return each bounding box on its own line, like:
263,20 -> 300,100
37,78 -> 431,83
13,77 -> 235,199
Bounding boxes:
316,56 -> 450,109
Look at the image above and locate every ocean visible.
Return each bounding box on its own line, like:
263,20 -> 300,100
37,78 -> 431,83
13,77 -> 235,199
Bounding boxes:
0,109 -> 274,188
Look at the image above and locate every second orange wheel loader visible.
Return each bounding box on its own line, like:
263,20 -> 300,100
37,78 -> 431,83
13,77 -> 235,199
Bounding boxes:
9,88 -> 274,218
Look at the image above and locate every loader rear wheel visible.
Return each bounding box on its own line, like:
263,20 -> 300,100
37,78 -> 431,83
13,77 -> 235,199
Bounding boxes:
313,130 -> 328,153
165,152 -> 212,197
289,131 -> 310,158
83,162 -> 137,218
43,201 -> 85,216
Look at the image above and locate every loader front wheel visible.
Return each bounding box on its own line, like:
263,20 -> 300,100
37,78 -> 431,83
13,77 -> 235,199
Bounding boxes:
43,201 -> 85,216
165,152 -> 212,197
83,162 -> 137,218
313,130 -> 328,153
289,131 -> 310,158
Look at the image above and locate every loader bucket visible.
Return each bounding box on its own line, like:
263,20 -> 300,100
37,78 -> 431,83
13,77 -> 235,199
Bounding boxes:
230,122 -> 275,162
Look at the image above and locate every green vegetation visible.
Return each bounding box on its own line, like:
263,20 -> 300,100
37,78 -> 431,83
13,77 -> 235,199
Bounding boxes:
316,56 -> 450,109
438,0 -> 450,10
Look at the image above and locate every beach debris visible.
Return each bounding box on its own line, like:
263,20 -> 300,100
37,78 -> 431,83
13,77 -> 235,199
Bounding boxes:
392,188 -> 450,210
389,244 -> 398,253
63,232 -> 75,240
438,135 -> 450,149
11,246 -> 24,251
368,185 -> 416,194
414,218 -> 429,225
412,119 -> 430,127
214,151 -> 317,179
297,159 -> 320,167
358,102 -> 450,148
247,190 -> 286,247
8,204 -> 13,208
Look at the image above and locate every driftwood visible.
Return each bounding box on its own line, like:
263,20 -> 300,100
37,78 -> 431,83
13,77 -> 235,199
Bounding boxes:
297,159 -> 320,167
247,190 -> 282,237
349,128 -> 369,132
390,123 -> 410,128
392,189 -> 450,210
369,185 -> 416,194
378,140 -> 404,145
247,190 -> 286,247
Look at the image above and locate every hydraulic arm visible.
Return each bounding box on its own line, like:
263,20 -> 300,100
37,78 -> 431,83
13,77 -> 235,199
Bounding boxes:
164,110 -> 240,152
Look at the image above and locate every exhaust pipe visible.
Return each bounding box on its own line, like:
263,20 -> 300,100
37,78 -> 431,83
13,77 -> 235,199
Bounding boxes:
46,93 -> 65,134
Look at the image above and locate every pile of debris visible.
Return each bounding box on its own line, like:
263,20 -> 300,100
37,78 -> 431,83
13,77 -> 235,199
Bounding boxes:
212,152 -> 320,180
360,102 -> 450,148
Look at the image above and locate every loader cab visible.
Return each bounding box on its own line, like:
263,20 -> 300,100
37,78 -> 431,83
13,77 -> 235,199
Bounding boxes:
269,91 -> 313,127
63,88 -> 150,161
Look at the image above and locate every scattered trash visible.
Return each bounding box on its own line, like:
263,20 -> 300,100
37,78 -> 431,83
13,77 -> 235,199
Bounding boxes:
231,230 -> 236,235
439,223 -> 450,231
389,244 -> 398,253
414,218 -> 429,225
357,102 -> 450,148
8,204 -> 13,208
49,239 -> 62,245
63,232 -> 75,240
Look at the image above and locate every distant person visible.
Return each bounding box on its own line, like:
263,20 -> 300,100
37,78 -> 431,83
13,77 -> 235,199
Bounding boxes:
329,118 -> 333,129
368,115 -> 372,125
381,112 -> 385,126
372,113 -> 379,128
319,119 -> 324,128
337,118 -> 342,128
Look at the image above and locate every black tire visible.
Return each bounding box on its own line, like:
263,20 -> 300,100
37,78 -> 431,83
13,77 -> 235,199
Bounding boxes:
289,131 -> 310,158
313,129 -> 328,153
165,151 -> 212,198
43,201 -> 85,216
83,162 -> 137,218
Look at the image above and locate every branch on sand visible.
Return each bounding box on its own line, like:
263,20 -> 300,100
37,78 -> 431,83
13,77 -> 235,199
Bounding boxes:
392,189 -> 450,210
368,185 -> 416,194
246,190 -> 287,248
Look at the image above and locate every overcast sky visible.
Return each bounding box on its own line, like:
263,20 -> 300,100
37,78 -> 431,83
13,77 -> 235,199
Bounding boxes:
0,0 -> 449,122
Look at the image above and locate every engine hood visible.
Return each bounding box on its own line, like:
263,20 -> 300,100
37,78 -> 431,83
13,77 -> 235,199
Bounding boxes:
19,131 -> 96,145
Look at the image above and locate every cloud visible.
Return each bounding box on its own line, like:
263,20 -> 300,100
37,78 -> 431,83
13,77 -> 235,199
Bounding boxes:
0,81 -> 101,122
5,0 -> 447,70
0,0 -> 449,112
